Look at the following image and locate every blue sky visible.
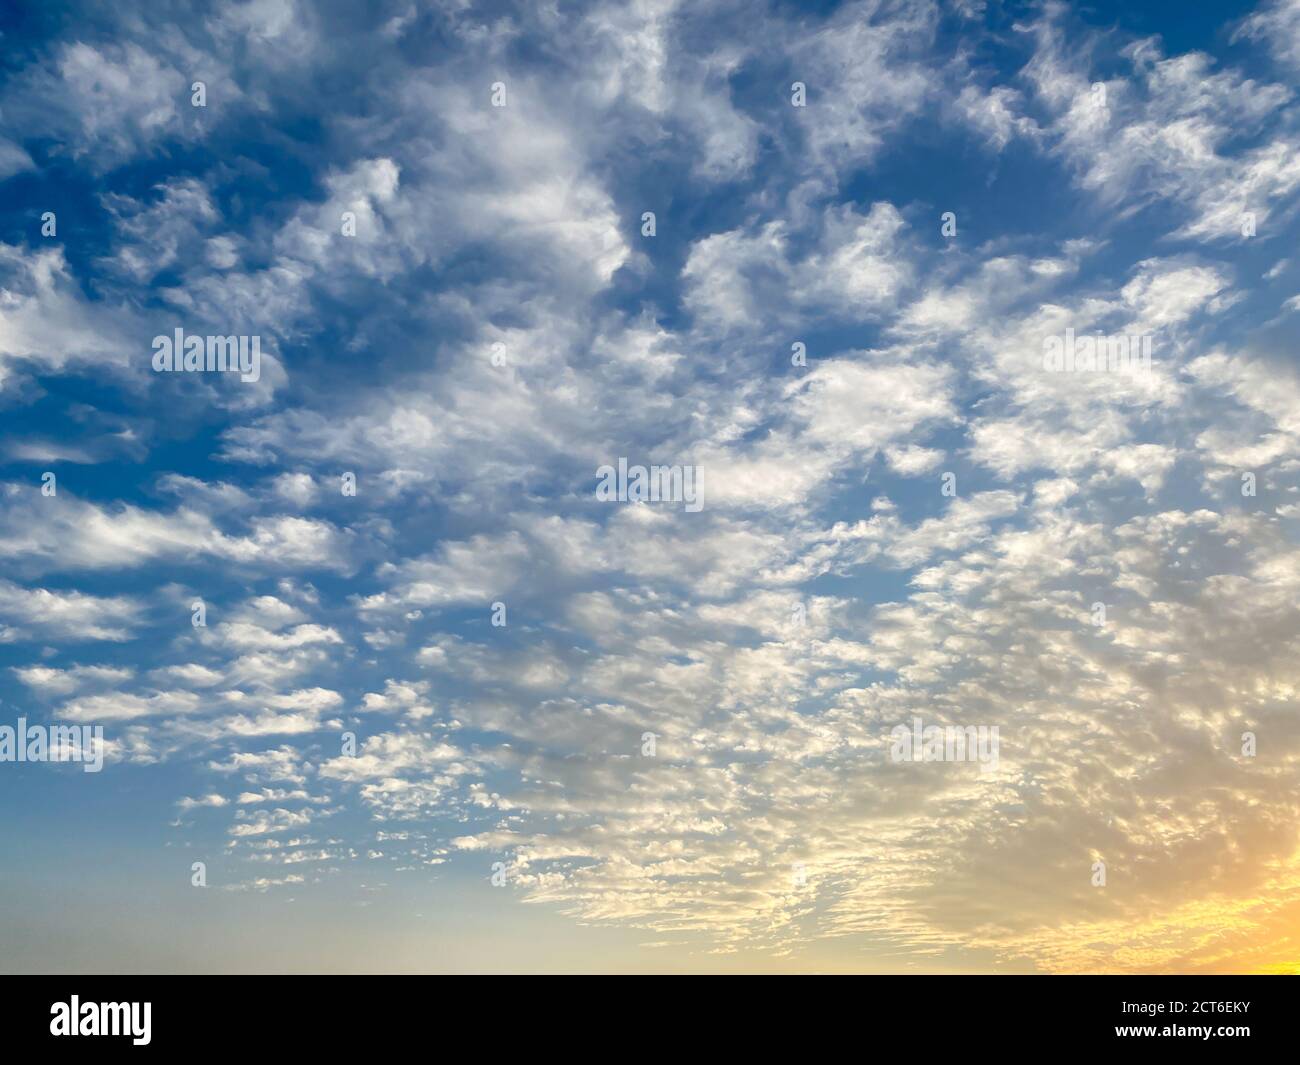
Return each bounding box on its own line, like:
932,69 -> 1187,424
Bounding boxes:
1,0 -> 1299,974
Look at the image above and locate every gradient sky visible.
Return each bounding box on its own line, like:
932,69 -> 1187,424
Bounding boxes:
1,0 -> 1299,974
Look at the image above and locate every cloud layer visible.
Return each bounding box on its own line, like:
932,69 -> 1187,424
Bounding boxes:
1,0 -> 1298,973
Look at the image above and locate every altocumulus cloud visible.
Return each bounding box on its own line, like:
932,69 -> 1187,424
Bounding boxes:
0,0 -> 1298,973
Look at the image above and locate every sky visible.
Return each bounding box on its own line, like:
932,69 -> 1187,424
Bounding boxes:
0,0 -> 1299,975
